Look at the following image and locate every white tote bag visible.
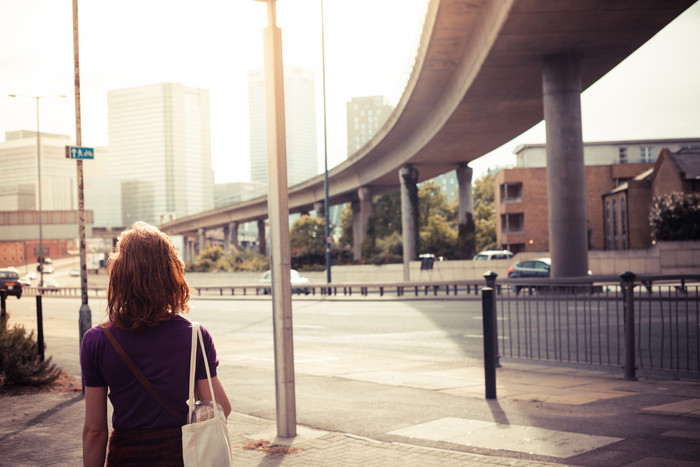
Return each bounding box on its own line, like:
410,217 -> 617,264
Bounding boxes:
182,322 -> 232,466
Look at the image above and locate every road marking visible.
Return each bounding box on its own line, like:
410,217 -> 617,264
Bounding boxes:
389,417 -> 622,458
328,311 -> 353,316
295,324 -> 327,329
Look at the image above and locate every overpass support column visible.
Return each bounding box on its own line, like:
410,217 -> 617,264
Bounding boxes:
399,165 -> 419,281
197,228 -> 206,256
186,238 -> 195,263
456,163 -> 476,259
314,201 -> 325,218
257,219 -> 266,256
352,186 -> 372,262
542,54 -> 589,277
229,221 -> 239,250
223,224 -> 230,251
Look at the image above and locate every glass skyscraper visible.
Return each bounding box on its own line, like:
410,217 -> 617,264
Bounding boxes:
108,83 -> 214,226
248,65 -> 319,187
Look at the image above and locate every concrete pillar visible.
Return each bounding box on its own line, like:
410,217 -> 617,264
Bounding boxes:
314,201 -> 325,219
186,238 -> 194,263
351,186 -> 372,261
399,165 -> 419,281
223,224 -> 230,251
456,163 -> 476,259
542,53 -> 589,277
257,219 -> 266,256
229,221 -> 239,250
197,228 -> 205,255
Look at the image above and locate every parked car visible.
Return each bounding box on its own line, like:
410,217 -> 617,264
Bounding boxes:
0,268 -> 22,298
27,271 -> 37,280
20,276 -> 32,287
42,277 -> 60,288
70,268 -> 81,277
259,269 -> 310,295
473,250 -> 514,261
507,258 -> 551,278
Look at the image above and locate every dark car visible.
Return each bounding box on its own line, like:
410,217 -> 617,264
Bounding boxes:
507,258 -> 551,278
0,268 -> 23,298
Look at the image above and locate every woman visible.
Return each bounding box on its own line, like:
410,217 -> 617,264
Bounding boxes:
80,222 -> 231,466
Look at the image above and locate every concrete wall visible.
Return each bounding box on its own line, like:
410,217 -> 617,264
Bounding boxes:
184,241 -> 700,287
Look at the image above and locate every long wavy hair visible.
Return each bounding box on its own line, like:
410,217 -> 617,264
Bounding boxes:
107,222 -> 190,330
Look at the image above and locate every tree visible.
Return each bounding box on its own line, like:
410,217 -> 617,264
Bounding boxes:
473,173 -> 497,252
290,215 -> 326,269
417,181 -> 458,258
338,203 -> 354,248
649,192 -> 700,241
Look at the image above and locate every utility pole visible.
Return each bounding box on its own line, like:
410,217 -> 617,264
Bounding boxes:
72,0 -> 92,361
255,0 -> 297,438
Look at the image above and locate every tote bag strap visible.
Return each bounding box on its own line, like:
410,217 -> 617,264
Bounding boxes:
103,325 -> 186,425
188,322 -> 219,424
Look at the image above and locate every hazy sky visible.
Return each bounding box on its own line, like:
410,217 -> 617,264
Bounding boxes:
2,0 -> 699,183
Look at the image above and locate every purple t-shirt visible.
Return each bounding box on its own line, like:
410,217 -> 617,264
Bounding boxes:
80,315 -> 218,430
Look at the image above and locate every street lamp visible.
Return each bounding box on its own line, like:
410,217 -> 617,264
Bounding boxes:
8,94 -> 66,287
321,0 -> 331,284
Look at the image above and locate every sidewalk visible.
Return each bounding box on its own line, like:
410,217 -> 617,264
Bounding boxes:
1,362 -> 699,466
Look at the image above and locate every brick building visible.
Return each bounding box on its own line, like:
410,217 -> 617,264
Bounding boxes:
602,147 -> 700,250
494,138 -> 700,253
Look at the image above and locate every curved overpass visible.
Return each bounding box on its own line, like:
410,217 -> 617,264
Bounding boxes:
161,0 -> 695,236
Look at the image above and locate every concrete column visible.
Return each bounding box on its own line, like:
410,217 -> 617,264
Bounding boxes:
352,186 -> 372,261
542,54 -> 589,277
456,163 -> 476,259
186,238 -> 194,263
197,228 -> 205,255
257,219 -> 266,256
229,221 -> 239,250
314,201 -> 325,219
399,165 -> 419,281
223,224 -> 230,251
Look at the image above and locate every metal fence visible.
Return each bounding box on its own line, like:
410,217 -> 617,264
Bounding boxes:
492,273 -> 700,379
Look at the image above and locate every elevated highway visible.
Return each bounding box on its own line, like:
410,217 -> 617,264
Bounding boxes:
161,0 -> 696,269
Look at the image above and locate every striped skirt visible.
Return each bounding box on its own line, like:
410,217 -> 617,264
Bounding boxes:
107,426 -> 183,466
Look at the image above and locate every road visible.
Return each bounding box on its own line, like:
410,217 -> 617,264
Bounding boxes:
5,296 -> 495,438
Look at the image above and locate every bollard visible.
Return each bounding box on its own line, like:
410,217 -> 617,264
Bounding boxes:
620,271 -> 637,380
481,285 -> 497,399
36,295 -> 45,362
483,272 -> 500,368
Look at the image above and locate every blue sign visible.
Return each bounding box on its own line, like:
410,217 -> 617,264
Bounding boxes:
65,145 -> 94,159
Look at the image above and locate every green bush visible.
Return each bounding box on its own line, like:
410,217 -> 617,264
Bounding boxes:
0,315 -> 61,388
187,245 -> 270,272
649,192 -> 700,241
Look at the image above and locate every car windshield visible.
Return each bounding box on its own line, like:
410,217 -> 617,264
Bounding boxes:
0,271 -> 19,279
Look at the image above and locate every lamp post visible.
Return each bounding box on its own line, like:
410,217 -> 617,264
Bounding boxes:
321,0 -> 331,284
8,94 -> 65,287
254,0 -> 297,439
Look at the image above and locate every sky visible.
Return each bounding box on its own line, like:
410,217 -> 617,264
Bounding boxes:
1,0 -> 699,184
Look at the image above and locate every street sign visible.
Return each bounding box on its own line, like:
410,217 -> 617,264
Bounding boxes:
65,145 -> 94,159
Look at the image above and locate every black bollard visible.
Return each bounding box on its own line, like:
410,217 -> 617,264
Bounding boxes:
36,295 -> 45,362
481,285 -> 497,399
620,271 -> 637,381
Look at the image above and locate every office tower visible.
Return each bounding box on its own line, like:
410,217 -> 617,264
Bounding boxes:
108,83 -> 214,226
0,131 -> 76,211
346,96 -> 393,156
248,65 -> 319,186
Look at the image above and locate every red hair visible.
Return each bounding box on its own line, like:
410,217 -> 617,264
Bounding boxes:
107,222 -> 190,330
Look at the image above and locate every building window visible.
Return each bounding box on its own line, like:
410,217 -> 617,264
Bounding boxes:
621,197 -> 628,250
619,147 -> 628,164
640,146 -> 655,163
500,183 -> 522,202
612,199 -> 618,250
501,213 -> 524,232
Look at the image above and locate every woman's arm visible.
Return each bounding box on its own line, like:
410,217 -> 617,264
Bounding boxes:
195,376 -> 232,418
83,386 -> 109,467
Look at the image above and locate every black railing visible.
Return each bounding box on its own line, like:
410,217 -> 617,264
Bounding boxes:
493,273 -> 700,379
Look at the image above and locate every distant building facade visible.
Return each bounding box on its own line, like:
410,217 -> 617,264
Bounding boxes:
0,131 -> 76,211
108,83 -> 214,226
494,138 -> 700,253
602,147 -> 700,250
214,181 -> 267,208
346,96 -> 393,156
248,66 -> 318,186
